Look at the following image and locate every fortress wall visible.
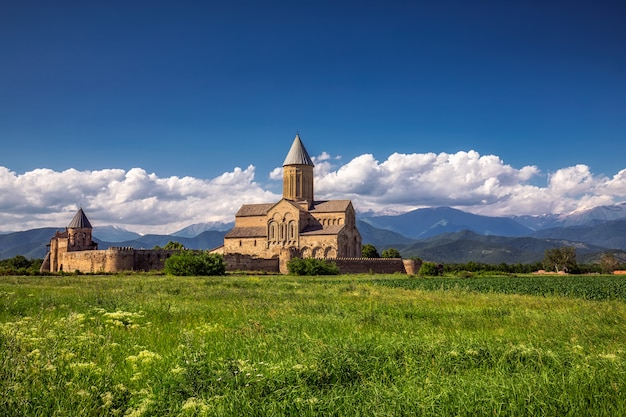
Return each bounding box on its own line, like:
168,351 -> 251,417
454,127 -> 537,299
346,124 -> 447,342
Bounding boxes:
58,247 -> 419,276
132,249 -> 178,271
62,250 -> 110,273
106,248 -> 136,271
59,248 -> 179,273
224,252 -> 419,275
224,253 -> 280,273
329,258 -> 420,275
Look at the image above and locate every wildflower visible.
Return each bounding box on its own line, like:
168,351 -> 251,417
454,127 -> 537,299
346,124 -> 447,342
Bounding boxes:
124,396 -> 154,417
70,361 -> 102,376
101,391 -> 114,409
599,353 -> 618,361
182,397 -> 209,412
170,365 -> 185,375
76,389 -> 90,398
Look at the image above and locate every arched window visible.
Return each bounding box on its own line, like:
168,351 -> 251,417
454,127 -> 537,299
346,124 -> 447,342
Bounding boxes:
289,221 -> 297,240
268,221 -> 278,241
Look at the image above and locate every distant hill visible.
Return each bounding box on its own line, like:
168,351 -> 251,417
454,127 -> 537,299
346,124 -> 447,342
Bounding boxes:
93,226 -> 142,242
356,220 -> 414,249
531,218 -> 626,250
399,230 -> 615,264
361,207 -> 532,239
95,230 -> 227,251
514,202 -> 626,230
0,228 -> 58,260
172,222 -> 234,238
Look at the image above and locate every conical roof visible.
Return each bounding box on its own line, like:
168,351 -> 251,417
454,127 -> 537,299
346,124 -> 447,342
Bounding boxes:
283,134 -> 314,166
67,208 -> 93,229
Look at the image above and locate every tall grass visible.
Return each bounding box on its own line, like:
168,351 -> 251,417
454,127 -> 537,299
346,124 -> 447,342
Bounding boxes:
1,274 -> 625,416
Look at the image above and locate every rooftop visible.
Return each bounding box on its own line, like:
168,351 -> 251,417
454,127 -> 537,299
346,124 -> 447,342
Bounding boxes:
67,208 -> 92,229
283,134 -> 314,166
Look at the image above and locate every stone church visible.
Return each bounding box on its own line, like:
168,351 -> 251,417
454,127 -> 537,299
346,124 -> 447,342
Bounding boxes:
222,134 -> 362,260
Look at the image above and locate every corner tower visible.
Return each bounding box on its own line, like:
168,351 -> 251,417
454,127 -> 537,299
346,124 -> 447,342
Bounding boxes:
282,134 -> 314,205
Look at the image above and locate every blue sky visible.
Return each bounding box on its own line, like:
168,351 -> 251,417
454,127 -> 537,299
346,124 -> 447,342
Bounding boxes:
1,1 -> 625,233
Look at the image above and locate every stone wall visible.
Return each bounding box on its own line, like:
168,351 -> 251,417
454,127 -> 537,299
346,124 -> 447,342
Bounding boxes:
59,248 -> 178,273
55,247 -> 420,276
224,253 -> 280,273
330,258 -> 421,275
223,252 -> 420,275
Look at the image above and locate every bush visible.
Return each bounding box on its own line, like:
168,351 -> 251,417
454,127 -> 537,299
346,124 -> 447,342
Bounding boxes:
419,261 -> 442,276
381,248 -> 401,258
287,257 -> 339,275
0,256 -> 43,276
361,244 -> 380,258
164,251 -> 226,276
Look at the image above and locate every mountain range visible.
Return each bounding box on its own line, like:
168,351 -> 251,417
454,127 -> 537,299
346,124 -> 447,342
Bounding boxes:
2,202 -> 626,264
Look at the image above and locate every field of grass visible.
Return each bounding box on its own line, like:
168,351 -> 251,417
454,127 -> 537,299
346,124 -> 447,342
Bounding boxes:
1,273 -> 625,416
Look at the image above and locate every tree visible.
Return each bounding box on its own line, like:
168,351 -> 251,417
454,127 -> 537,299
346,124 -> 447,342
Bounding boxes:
543,246 -> 577,273
164,251 -> 225,276
381,248 -> 401,258
0,255 -> 43,275
600,253 -> 619,274
155,241 -> 185,250
4,255 -> 31,269
419,261 -> 442,276
361,244 -> 380,258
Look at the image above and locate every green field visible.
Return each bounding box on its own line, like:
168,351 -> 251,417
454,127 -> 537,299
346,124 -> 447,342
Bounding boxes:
1,274 -> 625,416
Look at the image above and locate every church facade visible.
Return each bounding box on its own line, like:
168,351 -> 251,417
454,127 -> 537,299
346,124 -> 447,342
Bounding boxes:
223,134 -> 362,260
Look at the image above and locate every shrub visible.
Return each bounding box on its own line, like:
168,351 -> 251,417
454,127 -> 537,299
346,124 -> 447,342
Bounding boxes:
287,257 -> 339,275
0,256 -> 43,276
361,244 -> 380,258
164,251 -> 226,276
381,248 -> 401,258
419,261 -> 442,276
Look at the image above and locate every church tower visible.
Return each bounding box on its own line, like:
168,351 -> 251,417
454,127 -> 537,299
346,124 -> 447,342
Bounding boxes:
67,208 -> 97,250
282,134 -> 314,205
41,208 -> 98,273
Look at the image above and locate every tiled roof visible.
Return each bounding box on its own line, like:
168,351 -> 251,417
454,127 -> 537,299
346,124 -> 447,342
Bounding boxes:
283,134 -> 314,166
301,224 -> 345,235
67,208 -> 92,228
235,203 -> 275,217
309,200 -> 352,213
224,226 -> 267,238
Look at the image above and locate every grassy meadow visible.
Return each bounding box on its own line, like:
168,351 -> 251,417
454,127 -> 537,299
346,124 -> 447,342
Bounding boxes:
1,273 -> 626,416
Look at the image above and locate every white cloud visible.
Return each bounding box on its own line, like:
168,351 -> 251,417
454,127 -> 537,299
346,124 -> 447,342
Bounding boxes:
1,150 -> 625,233
0,165 -> 279,234
313,150 -> 625,217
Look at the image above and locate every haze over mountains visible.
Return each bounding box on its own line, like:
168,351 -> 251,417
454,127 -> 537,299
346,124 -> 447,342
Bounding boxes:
2,203 -> 626,264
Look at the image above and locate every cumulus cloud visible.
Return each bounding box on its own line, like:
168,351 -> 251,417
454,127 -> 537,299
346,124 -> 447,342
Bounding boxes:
0,165 -> 279,234
1,150 -> 626,233
312,150 -> 626,217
